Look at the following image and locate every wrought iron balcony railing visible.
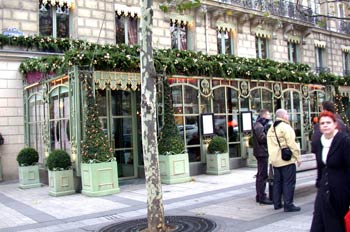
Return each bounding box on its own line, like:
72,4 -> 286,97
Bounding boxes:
316,67 -> 330,74
220,0 -> 314,24
339,21 -> 350,35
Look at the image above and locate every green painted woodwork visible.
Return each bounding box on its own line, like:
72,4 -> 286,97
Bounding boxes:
159,153 -> 191,184
18,165 -> 41,189
48,169 -> 75,197
206,152 -> 230,175
81,161 -> 120,197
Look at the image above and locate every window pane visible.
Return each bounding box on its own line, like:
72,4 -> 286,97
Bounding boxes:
39,6 -> 53,36
224,31 -> 231,55
184,86 -> 198,114
57,12 -> 69,38
213,88 -> 225,113
170,22 -> 187,50
116,16 -> 126,44
128,17 -> 138,45
172,86 -> 183,114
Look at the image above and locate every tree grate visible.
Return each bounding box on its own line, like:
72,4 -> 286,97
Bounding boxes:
99,215 -> 217,232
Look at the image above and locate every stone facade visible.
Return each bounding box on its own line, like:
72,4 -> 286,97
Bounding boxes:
1,0 -> 350,181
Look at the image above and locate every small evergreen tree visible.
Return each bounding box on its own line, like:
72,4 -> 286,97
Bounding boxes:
158,79 -> 185,155
81,78 -> 113,163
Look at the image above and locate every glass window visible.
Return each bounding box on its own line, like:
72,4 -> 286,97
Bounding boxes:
256,37 -> 269,59
315,47 -> 325,71
343,52 -> 350,76
170,20 -> 187,50
39,1 -> 70,38
288,42 -> 298,63
115,15 -> 138,45
217,30 -> 234,55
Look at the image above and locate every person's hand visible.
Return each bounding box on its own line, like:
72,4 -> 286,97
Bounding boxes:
297,161 -> 301,167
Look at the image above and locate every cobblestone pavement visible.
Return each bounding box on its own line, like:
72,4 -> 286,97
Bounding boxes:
0,168 -> 317,232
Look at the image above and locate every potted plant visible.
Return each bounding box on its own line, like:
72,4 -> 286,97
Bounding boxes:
46,149 -> 75,196
158,79 -> 191,184
80,83 -> 120,197
17,147 -> 41,189
206,136 -> 230,175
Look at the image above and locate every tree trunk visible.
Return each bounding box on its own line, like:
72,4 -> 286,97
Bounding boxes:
140,0 -> 166,231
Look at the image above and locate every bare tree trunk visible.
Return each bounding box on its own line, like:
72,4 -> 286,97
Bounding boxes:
140,0 -> 166,231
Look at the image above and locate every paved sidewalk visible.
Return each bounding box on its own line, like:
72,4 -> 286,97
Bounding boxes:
0,167 -> 317,232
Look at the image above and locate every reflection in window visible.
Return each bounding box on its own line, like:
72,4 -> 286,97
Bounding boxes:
115,14 -> 138,45
170,19 -> 187,50
39,1 -> 70,38
28,94 -> 46,163
288,42 -> 299,63
256,36 -> 269,59
217,30 -> 234,55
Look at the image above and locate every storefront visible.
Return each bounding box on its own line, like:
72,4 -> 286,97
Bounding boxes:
23,68 -> 328,179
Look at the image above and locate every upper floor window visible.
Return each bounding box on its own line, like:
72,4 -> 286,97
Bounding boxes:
343,51 -> 350,76
170,19 -> 187,50
217,29 -> 234,55
315,46 -> 326,72
115,14 -> 138,45
39,0 -> 70,38
256,36 -> 269,59
288,42 -> 299,63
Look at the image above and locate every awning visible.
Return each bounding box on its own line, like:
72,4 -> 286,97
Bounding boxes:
217,22 -> 236,32
170,13 -> 194,25
94,71 -> 140,91
314,40 -> 326,48
40,0 -> 74,8
287,35 -> 301,44
341,45 -> 350,53
115,4 -> 140,17
255,28 -> 271,39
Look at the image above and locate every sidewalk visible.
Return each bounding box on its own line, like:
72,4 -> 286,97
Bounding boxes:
0,167 -> 317,232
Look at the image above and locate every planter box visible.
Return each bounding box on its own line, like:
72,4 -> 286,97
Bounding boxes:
206,152 -> 230,175
48,169 -> 75,197
18,165 -> 41,189
159,153 -> 191,184
247,148 -> 257,168
81,161 -> 120,197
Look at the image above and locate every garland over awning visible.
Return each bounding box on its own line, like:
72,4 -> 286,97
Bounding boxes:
94,71 -> 140,91
314,40 -> 326,48
114,4 -> 140,17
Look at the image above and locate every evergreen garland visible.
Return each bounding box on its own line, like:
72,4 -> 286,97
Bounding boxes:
158,79 -> 185,155
81,79 -> 114,163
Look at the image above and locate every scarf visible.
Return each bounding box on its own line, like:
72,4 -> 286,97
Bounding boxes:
320,129 -> 338,164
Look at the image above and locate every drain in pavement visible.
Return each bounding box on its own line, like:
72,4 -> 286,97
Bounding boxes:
99,215 -> 217,232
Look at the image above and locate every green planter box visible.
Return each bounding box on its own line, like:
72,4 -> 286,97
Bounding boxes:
206,152 -> 230,175
81,161 -> 120,197
48,169 -> 75,197
18,165 -> 41,189
159,153 -> 191,184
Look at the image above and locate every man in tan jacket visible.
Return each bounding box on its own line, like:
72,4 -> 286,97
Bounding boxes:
267,109 -> 302,212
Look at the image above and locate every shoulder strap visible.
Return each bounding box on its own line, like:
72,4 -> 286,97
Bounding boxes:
273,125 -> 282,149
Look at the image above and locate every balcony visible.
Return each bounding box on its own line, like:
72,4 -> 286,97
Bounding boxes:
218,0 -> 314,24
339,21 -> 350,35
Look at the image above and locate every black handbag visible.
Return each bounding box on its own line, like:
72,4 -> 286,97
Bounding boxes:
0,133 -> 4,145
273,126 -> 292,161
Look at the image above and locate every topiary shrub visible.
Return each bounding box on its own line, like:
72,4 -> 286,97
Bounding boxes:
158,79 -> 185,155
208,136 -> 227,154
46,149 -> 71,171
17,147 -> 39,166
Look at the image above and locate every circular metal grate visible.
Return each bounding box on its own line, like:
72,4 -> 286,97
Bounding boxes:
99,215 -> 217,232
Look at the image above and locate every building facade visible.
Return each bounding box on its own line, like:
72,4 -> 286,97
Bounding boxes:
1,0 -> 350,181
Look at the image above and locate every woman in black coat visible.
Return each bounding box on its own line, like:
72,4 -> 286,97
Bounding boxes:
310,111 -> 350,232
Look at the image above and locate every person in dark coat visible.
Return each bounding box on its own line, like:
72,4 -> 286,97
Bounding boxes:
311,101 -> 348,154
253,109 -> 273,205
310,111 -> 350,232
